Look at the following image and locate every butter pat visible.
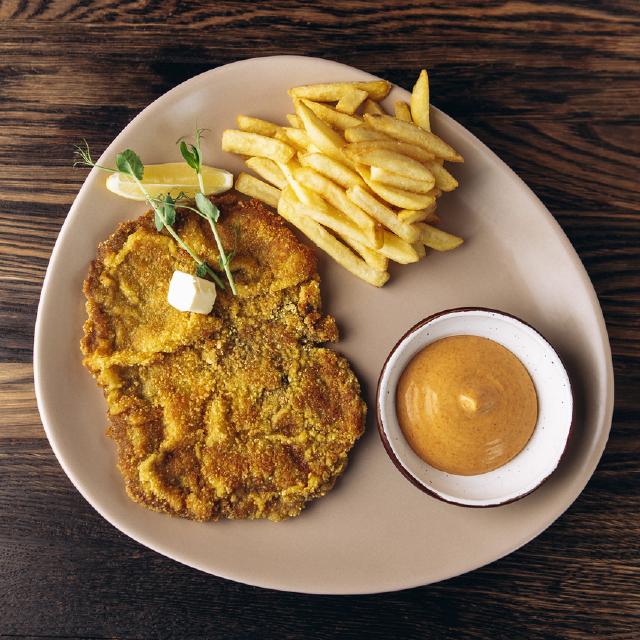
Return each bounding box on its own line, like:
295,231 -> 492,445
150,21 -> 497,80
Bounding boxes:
167,270 -> 217,314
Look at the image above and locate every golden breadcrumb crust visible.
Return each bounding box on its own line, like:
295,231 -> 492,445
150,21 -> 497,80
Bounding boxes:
81,193 -> 365,521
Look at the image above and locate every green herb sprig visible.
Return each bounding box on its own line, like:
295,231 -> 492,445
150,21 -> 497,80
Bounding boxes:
74,141 -> 224,289
179,129 -> 237,295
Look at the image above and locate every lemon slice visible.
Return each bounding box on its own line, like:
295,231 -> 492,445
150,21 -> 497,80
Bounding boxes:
106,162 -> 233,201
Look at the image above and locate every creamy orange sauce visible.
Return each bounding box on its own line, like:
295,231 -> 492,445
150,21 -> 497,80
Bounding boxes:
396,335 -> 538,475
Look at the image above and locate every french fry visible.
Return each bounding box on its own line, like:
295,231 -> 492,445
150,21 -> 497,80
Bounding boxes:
378,231 -> 420,264
335,88 -> 368,114
394,101 -> 412,122
281,127 -> 313,151
299,152 -> 365,189
225,69 -> 462,288
413,240 -> 427,258
282,187 -> 366,247
424,160 -> 459,191
288,84 -> 345,102
289,80 -> 391,102
235,172 -> 281,208
352,80 -> 392,101
343,236 -> 389,271
415,222 -> 464,251
278,161 -> 330,213
345,146 -> 434,182
355,164 -> 437,210
222,130 -> 295,164
362,98 -> 386,114
278,195 -> 389,287
274,129 -> 303,153
346,147 -> 433,183
295,101 -> 349,165
397,203 -> 439,224
410,69 -> 430,131
369,166 -> 435,194
344,126 -> 391,143
282,187 -> 362,239
293,166 -> 378,244
363,114 -> 463,162
373,222 -> 385,248
345,139 -> 435,163
236,115 -> 282,137
346,185 -> 420,243
245,156 -> 287,190
368,179 -> 436,210
301,99 -> 362,131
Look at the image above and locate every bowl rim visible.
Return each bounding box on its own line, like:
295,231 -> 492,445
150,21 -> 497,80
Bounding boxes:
376,306 -> 575,508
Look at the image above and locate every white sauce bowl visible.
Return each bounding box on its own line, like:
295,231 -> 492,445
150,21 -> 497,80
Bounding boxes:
377,308 -> 574,507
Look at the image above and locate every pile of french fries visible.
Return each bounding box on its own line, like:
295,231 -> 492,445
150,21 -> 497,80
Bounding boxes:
221,70 -> 463,286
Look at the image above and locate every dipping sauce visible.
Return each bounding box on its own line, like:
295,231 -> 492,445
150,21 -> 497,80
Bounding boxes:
396,335 -> 538,475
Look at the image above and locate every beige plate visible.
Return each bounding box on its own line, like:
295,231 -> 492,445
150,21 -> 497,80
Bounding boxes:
34,56 -> 614,594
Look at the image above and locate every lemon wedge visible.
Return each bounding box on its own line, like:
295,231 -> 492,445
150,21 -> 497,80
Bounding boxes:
106,162 -> 233,201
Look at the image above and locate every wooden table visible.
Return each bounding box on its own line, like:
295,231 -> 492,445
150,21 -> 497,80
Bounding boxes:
1,2 -> 638,637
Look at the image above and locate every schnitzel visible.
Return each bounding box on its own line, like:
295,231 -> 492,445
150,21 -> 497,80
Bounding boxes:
81,193 -> 365,521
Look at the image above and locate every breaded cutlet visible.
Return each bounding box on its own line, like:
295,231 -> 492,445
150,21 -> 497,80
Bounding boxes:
81,193 -> 366,521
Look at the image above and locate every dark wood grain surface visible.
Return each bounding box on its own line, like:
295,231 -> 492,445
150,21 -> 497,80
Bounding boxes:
1,1 -> 639,638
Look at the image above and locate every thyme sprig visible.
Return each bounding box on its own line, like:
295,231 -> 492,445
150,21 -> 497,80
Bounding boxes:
74,141 -> 224,289
179,129 -> 237,295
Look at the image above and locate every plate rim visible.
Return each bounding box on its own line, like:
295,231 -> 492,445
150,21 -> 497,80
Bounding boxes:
33,55 -> 615,594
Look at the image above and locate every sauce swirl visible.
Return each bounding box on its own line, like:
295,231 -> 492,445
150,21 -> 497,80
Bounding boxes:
396,335 -> 538,475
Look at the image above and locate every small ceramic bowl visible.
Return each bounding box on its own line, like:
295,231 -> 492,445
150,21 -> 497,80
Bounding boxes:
377,307 -> 573,507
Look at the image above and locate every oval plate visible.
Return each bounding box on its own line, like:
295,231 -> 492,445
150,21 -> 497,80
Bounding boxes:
34,56 -> 613,594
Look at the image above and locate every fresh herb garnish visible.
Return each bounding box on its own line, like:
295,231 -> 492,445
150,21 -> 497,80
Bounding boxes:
195,191 -> 219,223
179,129 -> 237,295
74,141 -> 224,289
115,149 -> 144,180
221,224 -> 240,273
179,132 -> 202,172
